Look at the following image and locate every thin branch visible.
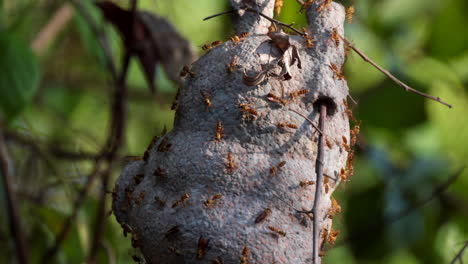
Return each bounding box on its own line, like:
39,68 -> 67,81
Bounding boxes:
203,8 -> 305,36
311,104 -> 327,264
296,0 -> 305,5
289,107 -> 323,134
40,163 -> 103,263
31,3 -> 74,55
340,36 -> 452,108
86,0 -> 137,262
451,241 -> 468,264
0,126 -> 29,264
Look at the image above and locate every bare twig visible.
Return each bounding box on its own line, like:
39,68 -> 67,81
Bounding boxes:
451,241 -> 468,264
86,0 -> 137,262
203,8 -> 305,36
41,163 -> 103,263
289,107 -> 323,134
0,126 -> 29,264
312,104 -> 327,264
340,36 -> 452,108
31,3 -> 74,55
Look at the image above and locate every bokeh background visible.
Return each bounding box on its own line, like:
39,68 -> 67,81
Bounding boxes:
1,0 -> 467,263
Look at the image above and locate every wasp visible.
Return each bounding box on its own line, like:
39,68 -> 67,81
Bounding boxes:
270,161 -> 286,176
266,92 -> 288,106
200,90 -> 213,109
204,194 -> 223,208
153,167 -> 167,180
157,137 -> 172,152
289,89 -> 309,99
226,153 -> 237,173
328,229 -> 339,245
274,0 -> 284,15
325,137 -> 333,149
180,65 -> 196,77
350,124 -> 360,146
239,103 -> 258,116
255,208 -> 272,224
202,41 -> 223,51
131,233 -> 140,248
231,35 -> 241,43
329,28 -> 340,47
132,255 -> 143,263
239,32 -> 250,39
172,193 -> 190,208
143,135 -> 160,161
339,168 -> 348,182
227,57 -> 239,73
328,197 -> 341,219
343,141 -> 351,152
215,122 -> 223,141
125,186 -> 134,203
134,174 -> 144,185
299,180 -> 315,187
300,0 -> 314,13
346,5 -> 355,24
324,177 -> 331,194
168,246 -> 182,256
277,122 -> 298,129
316,0 -> 332,12
165,225 -> 181,238
197,236 -> 210,259
122,223 -> 133,237
268,226 -> 286,237
240,246 -> 249,264
154,196 -> 166,207
212,257 -> 224,264
171,87 -> 181,110
135,192 -> 145,205
345,151 -> 355,179
303,29 -> 316,48
329,62 -> 345,80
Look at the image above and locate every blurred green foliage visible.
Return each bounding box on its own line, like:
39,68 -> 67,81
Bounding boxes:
0,0 -> 467,263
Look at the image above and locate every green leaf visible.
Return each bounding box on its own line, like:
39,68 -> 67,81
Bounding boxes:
0,32 -> 40,121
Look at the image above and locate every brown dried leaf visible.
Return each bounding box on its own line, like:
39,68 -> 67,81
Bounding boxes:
96,1 -> 195,93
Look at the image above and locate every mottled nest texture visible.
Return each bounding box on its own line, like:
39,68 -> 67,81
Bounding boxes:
112,2 -> 350,263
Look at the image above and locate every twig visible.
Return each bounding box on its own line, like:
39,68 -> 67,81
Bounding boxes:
203,8 -> 305,36
31,3 -> 74,55
289,107 -> 323,134
0,126 -> 29,264
41,163 -> 103,263
340,35 -> 452,108
296,0 -> 305,5
451,241 -> 468,264
311,104 -> 327,264
86,0 -> 137,262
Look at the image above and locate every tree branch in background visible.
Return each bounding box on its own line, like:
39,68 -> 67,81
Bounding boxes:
340,36 -> 452,108
31,3 -> 74,55
451,240 -> 468,264
0,126 -> 30,264
86,0 -> 138,262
